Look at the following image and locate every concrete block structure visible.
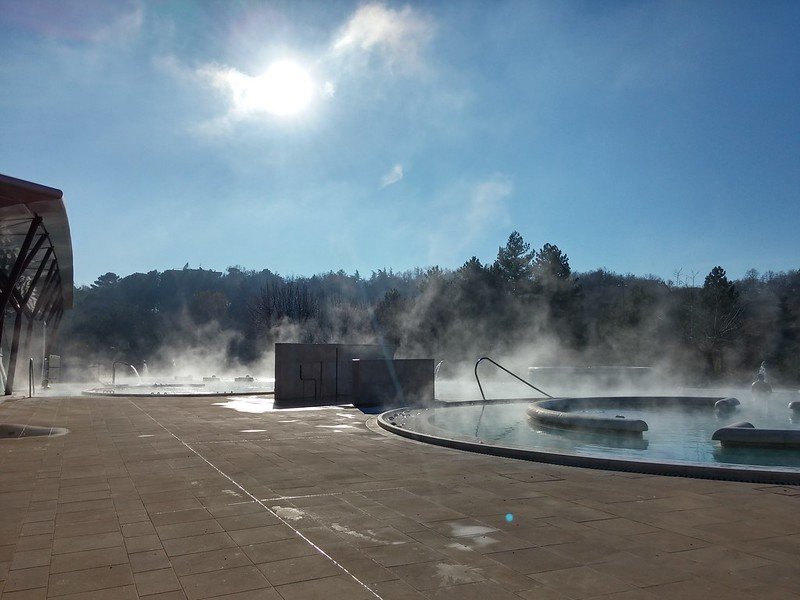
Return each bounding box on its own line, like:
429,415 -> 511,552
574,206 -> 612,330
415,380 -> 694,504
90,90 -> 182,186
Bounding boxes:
274,343 -> 393,404
352,358 -> 435,408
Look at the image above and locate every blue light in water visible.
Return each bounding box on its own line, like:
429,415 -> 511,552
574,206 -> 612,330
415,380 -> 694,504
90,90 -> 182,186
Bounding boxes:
505,513 -> 513,523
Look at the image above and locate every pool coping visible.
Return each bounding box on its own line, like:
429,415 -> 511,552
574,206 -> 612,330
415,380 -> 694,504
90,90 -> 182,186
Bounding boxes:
82,388 -> 275,397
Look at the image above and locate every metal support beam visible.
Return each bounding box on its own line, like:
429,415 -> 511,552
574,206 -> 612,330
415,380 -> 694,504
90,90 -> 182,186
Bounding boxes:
0,217 -> 43,350
46,306 -> 65,359
4,309 -> 24,395
22,247 -> 53,307
18,250 -> 55,394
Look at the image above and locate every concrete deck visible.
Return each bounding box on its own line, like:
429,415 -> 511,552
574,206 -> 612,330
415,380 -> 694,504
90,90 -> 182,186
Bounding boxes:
0,394 -> 799,599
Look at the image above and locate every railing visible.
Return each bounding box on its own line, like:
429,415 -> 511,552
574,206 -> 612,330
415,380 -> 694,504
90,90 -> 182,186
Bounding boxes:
28,357 -> 35,398
434,360 -> 445,379
473,356 -> 552,437
473,356 -> 552,400
112,361 -> 141,386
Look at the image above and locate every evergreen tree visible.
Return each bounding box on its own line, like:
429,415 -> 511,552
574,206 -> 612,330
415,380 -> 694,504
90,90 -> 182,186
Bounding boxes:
494,231 -> 534,294
533,243 -> 571,281
699,266 -> 742,375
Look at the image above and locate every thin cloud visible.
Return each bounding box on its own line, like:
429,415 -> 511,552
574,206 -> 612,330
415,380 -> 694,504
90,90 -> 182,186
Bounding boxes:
380,163 -> 404,188
423,174 -> 513,265
331,3 -> 435,72
465,174 -> 513,239
2,0 -> 143,43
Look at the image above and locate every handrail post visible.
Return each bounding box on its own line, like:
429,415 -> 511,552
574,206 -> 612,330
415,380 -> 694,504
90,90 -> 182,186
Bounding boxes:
29,357 -> 35,398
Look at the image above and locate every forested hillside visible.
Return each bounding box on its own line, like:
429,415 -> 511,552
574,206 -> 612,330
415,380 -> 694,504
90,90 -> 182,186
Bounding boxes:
58,232 -> 800,386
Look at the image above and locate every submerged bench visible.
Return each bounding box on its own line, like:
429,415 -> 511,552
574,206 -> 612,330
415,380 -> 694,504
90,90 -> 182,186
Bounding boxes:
712,421 -> 800,448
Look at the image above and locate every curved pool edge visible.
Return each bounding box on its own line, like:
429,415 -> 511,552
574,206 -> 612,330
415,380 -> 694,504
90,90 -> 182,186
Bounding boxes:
82,388 -> 275,398
377,404 -> 800,486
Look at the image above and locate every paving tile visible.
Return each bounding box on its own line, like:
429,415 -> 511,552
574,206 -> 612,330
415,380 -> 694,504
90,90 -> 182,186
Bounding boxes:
147,497 -> 206,515
241,538 -> 316,564
368,579 -> 429,600
133,567 -> 182,595
52,531 -> 123,554
150,508 -> 212,526
204,501 -> 263,519
275,574 -> 377,600
484,546 -> 580,574
0,588 -> 48,599
48,563 -> 134,596
530,565 -> 635,598
134,591 -> 187,600
47,584 -> 139,599
320,543 -> 400,584
13,535 -> 52,552
3,566 -> 50,592
18,521 -> 54,537
128,549 -> 172,573
156,519 -> 223,540
427,580 -> 526,600
118,510 -> 151,525
170,547 -> 252,576
54,518 -> 119,539
583,517 -> 660,536
257,554 -> 342,586
364,542 -> 446,567
0,544 -> 16,561
196,589 -> 281,599
645,577 -> 758,599
178,565 -> 271,600
216,511 -> 280,531
390,561 -> 486,591
56,498 -> 115,515
125,533 -> 165,553
162,532 -> 237,557
9,549 -> 50,570
227,524 -> 297,546
121,520 -> 157,537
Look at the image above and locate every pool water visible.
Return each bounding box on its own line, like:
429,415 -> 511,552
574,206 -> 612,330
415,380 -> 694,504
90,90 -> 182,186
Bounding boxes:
397,391 -> 800,471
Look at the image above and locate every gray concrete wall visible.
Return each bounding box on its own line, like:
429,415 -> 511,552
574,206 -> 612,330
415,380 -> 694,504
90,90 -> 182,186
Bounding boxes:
274,343 -> 393,404
352,358 -> 435,408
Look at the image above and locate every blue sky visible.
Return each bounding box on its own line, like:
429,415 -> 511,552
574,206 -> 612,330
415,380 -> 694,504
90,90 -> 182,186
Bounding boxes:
1,0 -> 798,286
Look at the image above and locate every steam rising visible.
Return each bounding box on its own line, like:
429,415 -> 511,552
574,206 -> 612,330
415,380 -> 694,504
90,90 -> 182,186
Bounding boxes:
53,233 -> 800,398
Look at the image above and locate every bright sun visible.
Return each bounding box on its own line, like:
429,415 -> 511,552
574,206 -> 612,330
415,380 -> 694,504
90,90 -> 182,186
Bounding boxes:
244,60 -> 314,117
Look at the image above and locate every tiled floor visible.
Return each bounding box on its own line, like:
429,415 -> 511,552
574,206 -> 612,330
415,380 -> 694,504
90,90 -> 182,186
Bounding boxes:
1,395 -> 799,599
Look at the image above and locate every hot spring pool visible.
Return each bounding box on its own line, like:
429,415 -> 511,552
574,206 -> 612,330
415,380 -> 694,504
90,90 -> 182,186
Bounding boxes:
82,378 -> 274,396
379,391 -> 800,484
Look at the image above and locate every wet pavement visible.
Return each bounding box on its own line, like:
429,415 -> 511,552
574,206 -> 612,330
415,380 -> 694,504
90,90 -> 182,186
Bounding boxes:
0,394 -> 798,599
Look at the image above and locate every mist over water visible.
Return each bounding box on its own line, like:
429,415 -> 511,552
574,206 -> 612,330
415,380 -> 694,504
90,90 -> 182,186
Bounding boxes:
395,385 -> 800,470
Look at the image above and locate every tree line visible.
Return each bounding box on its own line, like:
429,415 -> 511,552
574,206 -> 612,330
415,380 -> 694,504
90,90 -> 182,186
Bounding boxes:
56,232 -> 800,385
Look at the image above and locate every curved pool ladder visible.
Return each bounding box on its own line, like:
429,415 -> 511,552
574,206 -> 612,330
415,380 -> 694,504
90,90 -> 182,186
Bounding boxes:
474,356 -> 552,400
473,356 -> 552,437
112,361 -> 141,386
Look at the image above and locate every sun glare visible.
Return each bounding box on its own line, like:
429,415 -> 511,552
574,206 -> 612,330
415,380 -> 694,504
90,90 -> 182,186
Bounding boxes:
244,60 -> 314,117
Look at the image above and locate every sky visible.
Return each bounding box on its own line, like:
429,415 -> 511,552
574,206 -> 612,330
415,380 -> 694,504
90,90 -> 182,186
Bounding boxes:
1,0 -> 798,286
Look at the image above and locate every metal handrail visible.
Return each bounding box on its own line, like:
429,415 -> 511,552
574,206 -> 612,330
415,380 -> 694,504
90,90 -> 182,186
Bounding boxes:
474,356 -> 552,400
112,361 -> 140,386
472,356 -> 552,438
28,357 -> 35,397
